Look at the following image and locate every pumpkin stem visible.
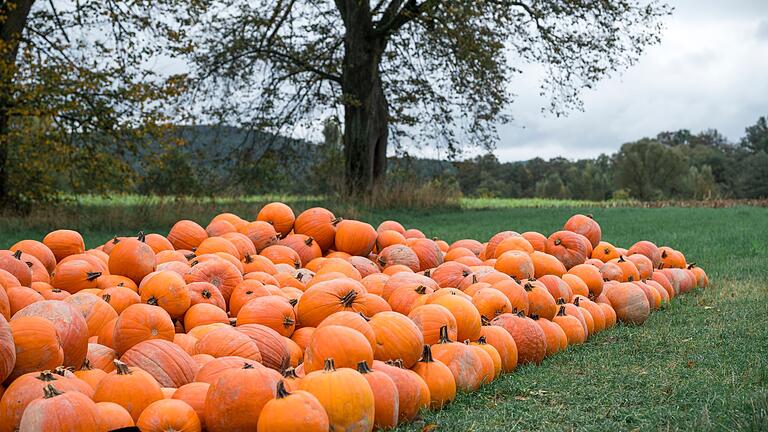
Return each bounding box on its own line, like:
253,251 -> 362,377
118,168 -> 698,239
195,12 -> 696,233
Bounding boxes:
516,311 -> 525,318
415,285 -> 427,295
323,358 -> 336,372
243,362 -> 255,369
420,344 -> 435,363
530,314 -> 540,320
43,384 -> 63,399
86,271 -> 102,281
295,272 -> 304,282
377,257 -> 387,267
146,296 -> 159,306
358,312 -> 371,321
478,336 -> 487,344
554,238 -> 562,246
12,249 -> 22,259
137,231 -> 146,242
462,270 -> 470,277
288,298 -> 298,307
587,214 -> 594,219
283,316 -> 295,327
472,274 -> 478,284
687,263 -> 696,269
24,260 -> 32,268
36,370 -> 57,382
244,254 -> 254,264
573,297 -> 581,307
340,290 -> 358,307
282,367 -> 299,379
101,293 -> 111,303
201,289 -> 212,299
356,360 -> 373,374
618,255 -> 626,262
557,305 -> 567,316
111,236 -> 120,245
423,269 -> 431,278
275,380 -> 291,399
480,316 -> 491,326
117,282 -> 125,287
114,360 -> 131,375
523,282 -> 533,292
437,325 -> 452,344
331,217 -> 343,226
305,237 -> 314,246
53,366 -> 73,376
81,359 -> 94,371
294,260 -> 301,269
556,298 -> 566,305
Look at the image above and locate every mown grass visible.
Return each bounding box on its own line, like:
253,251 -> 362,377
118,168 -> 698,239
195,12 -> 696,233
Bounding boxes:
0,198 -> 766,430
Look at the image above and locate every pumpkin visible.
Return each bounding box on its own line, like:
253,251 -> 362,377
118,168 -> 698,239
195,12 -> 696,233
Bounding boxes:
237,324 -> 291,371
599,261 -> 624,282
136,398 -> 202,432
523,280 -> 557,320
100,286 -> 140,314
409,238 -> 444,271
471,287 -> 513,321
257,202 -> 296,237
387,283 -> 433,315
296,278 -> 368,327
257,380 -> 329,432
19,384 -> 101,431
0,250 -> 32,287
428,293 -> 482,341
93,360 -> 164,421
86,343 -> 117,372
184,257 -> 243,304
187,281 -> 226,310
0,315 -> 13,384
317,311 -> 377,350
167,220 -> 208,250
237,295 -> 296,336
353,361 -> 399,429
291,326 -> 316,351
531,315 -> 567,356
108,233 -> 157,284
7,287 -> 43,317
195,326 -> 263,362
196,236 -> 241,258
280,234 -> 322,266
407,303 -> 458,345
43,229 -> 85,261
11,239 -> 56,274
430,326 -> 485,392
96,401 -> 135,430
449,239 -> 484,256
303,324 -> 374,372
629,240 -> 662,269
184,303 -> 229,330
479,325 -> 518,372
171,382 -> 210,430
485,231 -> 519,258
12,300 -> 89,369
611,256 -> 641,282
112,303 -> 175,355
51,259 -> 103,293
299,358 -> 375,431
8,316 -> 63,381
626,253 -> 654,280
335,220 -> 377,256
373,359 -> 429,422
411,344 -> 456,409
546,231 -> 592,269
120,339 -> 197,388
376,230 -> 407,251
464,339 -> 495,384
430,261 -> 471,288
205,363 -> 280,432
377,244 -> 420,272
552,305 -> 586,345
293,207 -> 339,252
491,312 -> 546,365
563,214 -> 602,248
369,311 -> 424,368
207,220 -> 237,237
494,250 -> 534,279
591,241 -> 621,263
604,282 -> 650,324
193,355 -> 251,384
73,359 -> 107,390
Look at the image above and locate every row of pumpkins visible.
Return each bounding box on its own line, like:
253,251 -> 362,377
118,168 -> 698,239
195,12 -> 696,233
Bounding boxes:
0,204 -> 709,431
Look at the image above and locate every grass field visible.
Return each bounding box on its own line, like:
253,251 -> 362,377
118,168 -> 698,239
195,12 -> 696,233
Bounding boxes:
1,199 -> 766,430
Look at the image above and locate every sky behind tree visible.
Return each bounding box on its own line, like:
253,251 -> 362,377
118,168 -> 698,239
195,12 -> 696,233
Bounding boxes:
413,0 -> 768,161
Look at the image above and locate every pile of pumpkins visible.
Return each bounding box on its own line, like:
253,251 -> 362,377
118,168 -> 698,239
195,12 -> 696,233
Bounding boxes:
0,204 -> 709,431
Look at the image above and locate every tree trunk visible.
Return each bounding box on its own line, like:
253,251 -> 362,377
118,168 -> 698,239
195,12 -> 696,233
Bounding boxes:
339,2 -> 389,195
0,0 -> 35,209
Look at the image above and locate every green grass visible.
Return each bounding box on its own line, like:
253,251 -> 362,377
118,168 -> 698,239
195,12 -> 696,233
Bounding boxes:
1,198 -> 766,430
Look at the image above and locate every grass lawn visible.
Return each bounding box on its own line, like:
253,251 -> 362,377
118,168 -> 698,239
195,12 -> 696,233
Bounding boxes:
1,199 -> 766,430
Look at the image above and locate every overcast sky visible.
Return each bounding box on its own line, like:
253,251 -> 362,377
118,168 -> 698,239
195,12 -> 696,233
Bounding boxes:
418,0 -> 768,162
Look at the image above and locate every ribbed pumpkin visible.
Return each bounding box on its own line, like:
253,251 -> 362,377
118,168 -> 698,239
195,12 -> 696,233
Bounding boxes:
100,286 -> 141,314
93,360 -> 164,421
524,280 -> 557,320
112,303 -> 175,355
317,311 -> 376,350
479,325 -> 518,372
19,384 -> 101,431
205,363 -> 280,432
237,324 -> 291,371
485,231 -> 519,259
184,257 -> 243,304
412,344 -> 456,409
494,250 -> 534,280
604,282 -> 650,324
43,229 -> 85,261
64,292 -> 118,337
521,231 -> 547,252
120,339 -> 197,388
629,240 -> 662,268
296,278 -> 368,327
334,220 -> 377,256
7,286 -> 44,316
430,326 -> 485,392
293,207 -> 338,251
592,241 -> 621,262
0,250 -> 32,287
563,214 -> 602,248
369,311 -> 424,368
257,380 -> 329,432
428,293 -> 482,341
530,251 -> 567,278
195,326 -> 263,362
374,359 -> 429,423
552,305 -> 586,345
184,303 -> 229,330
193,355 -> 252,384
280,234 -> 323,266
300,358 -> 375,432
464,339 -> 495,384
471,287 -> 513,321
167,220 -> 208,250
11,239 -> 56,274
51,259 -> 103,293
546,230 -> 592,269
13,300 -> 89,369
377,244 -> 420,272
257,202 -> 296,237
355,361 -> 399,429
96,401 -> 135,430
407,303 -> 458,345
491,312 -> 547,365
239,221 -> 280,252
86,343 -> 117,372
108,233 -> 157,284
136,398 -> 201,432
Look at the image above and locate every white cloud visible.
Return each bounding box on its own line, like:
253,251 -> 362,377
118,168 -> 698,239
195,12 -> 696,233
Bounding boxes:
485,0 -> 768,162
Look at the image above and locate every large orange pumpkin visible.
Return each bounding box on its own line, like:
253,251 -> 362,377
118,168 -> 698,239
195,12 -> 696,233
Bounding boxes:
411,344 -> 456,409
93,360 -> 165,421
112,303 -> 175,355
491,312 -> 546,365
19,384 -> 102,431
303,324 -> 374,372
167,220 -> 208,251
546,230 -> 592,269
43,229 -> 85,262
604,282 -> 650,324
296,278 -> 368,327
257,380 -> 329,432
120,339 -> 197,388
205,363 -> 280,432
12,300 -> 89,369
293,207 -> 339,252
563,214 -> 602,248
8,316 -> 63,381
108,233 -> 157,284
430,326 -> 485,392
334,220 -> 377,256
140,270 -> 191,319
369,311 -> 424,368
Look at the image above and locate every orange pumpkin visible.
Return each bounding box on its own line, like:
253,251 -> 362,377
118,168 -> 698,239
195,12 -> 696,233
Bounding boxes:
64,292 -> 118,337
184,257 -> 243,304
120,339 -> 197,388
430,326 -> 485,392
43,229 -> 85,262
19,384 -> 101,431
494,250 -> 534,279
108,233 -> 157,284
172,382 -> 210,430
205,363 -> 280,432
136,398 -> 201,432
334,220 -> 377,256
12,300 -> 89,369
96,401 -> 135,430
479,325 -> 518,372
604,282 -> 650,324
563,214 -> 602,248
411,344 -> 456,409
303,324 -> 374,372
52,259 -> 103,293
257,380 -> 329,432
293,207 -> 339,252
546,230 -> 592,269
295,278 -> 368,327
356,361 -> 399,429
93,360 -> 165,421
491,312 -> 546,365
369,311 -> 424,368
140,271 -> 191,319
167,220 -> 208,251
8,316 -> 63,381
112,303 -> 175,355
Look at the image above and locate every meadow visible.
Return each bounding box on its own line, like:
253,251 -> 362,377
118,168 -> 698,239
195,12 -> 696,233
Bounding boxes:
1,197 -> 766,431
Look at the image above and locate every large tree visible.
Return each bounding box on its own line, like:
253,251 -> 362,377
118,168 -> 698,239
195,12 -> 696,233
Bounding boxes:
0,1 -> 185,208
179,0 -> 670,194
